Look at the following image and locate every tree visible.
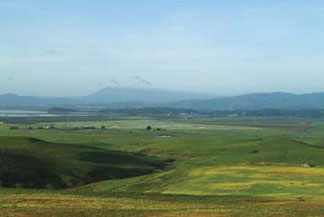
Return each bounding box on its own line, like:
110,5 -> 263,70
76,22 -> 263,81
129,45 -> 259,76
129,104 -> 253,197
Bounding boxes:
146,125 -> 152,131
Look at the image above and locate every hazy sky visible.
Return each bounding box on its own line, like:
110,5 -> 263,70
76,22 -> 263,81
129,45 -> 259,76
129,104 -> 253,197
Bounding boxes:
1,0 -> 324,96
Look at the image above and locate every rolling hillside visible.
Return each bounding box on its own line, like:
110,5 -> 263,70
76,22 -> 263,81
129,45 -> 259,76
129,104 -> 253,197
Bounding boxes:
0,137 -> 166,189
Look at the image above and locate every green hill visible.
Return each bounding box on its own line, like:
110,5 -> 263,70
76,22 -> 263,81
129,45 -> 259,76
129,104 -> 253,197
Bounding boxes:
0,137 -> 167,189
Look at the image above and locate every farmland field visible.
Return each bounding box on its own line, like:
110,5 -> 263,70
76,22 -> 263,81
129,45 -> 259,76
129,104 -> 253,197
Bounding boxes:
1,117 -> 324,216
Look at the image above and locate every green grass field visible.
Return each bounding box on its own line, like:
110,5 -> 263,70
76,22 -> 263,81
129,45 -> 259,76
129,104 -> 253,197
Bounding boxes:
1,117 -> 324,216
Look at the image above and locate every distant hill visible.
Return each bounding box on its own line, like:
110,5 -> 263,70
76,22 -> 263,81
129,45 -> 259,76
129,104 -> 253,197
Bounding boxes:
0,93 -> 80,108
3,89 -> 324,110
85,87 -> 210,104
169,92 -> 324,110
0,87 -> 210,109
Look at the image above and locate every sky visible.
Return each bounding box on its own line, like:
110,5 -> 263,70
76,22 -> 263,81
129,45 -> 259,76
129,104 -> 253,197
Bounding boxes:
1,0 -> 324,97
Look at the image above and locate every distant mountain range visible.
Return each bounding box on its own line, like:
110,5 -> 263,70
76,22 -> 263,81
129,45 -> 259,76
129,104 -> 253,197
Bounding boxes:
168,92 -> 324,110
2,88 -> 324,110
0,87 -> 210,109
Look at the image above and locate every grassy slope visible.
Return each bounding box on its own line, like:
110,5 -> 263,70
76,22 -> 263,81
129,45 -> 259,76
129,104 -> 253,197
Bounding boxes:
0,136 -> 166,189
83,133 -> 324,198
1,117 -> 324,216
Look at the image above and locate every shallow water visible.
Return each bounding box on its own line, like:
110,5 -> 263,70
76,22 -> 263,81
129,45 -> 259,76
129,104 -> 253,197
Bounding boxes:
156,135 -> 173,138
0,110 -> 59,117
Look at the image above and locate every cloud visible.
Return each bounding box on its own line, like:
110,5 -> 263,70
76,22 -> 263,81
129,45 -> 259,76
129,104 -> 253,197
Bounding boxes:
130,76 -> 151,86
97,81 -> 106,86
0,56 -> 59,65
7,76 -> 14,81
44,49 -> 62,56
110,78 -> 120,85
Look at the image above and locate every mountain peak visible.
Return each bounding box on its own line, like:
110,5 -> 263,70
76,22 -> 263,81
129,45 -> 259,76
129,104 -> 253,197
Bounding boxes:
87,86 -> 210,104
